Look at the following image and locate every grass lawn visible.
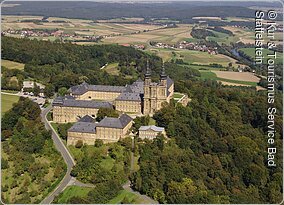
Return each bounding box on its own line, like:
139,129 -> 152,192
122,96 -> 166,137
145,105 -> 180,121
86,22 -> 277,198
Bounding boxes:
51,122 -> 59,132
55,186 -> 93,204
239,48 -> 283,64
173,92 -> 184,98
199,70 -> 218,80
1,93 -> 19,115
148,118 -> 156,126
107,190 -> 138,204
1,59 -> 25,70
104,63 -> 119,75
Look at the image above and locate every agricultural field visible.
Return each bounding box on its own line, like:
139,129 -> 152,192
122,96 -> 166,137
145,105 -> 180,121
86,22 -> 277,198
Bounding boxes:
1,93 -> 19,115
199,70 -> 259,86
98,17 -> 144,23
148,48 -> 239,67
239,48 -> 283,64
2,59 -> 25,70
103,24 -> 193,45
212,71 -> 260,82
206,29 -> 239,45
2,15 -> 163,41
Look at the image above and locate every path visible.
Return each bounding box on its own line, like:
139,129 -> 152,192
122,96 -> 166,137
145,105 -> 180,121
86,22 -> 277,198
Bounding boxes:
40,105 -> 75,204
123,181 -> 158,204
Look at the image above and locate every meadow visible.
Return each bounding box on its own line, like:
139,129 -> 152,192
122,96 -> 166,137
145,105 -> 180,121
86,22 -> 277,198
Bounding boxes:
239,48 -> 283,64
2,59 -> 25,70
103,24 -> 193,45
54,186 -> 93,204
1,93 -> 19,115
148,48 -> 239,67
199,70 -> 259,86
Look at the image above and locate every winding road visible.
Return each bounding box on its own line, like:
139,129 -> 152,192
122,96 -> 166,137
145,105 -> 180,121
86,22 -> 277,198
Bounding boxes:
40,105 -> 158,204
40,105 -> 75,204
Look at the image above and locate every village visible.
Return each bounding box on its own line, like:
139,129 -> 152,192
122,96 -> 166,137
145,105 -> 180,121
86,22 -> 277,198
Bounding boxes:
151,40 -> 219,54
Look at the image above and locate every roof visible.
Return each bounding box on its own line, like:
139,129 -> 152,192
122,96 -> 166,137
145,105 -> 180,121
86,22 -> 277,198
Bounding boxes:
88,85 -> 126,93
52,97 -> 113,109
97,114 -> 132,129
139,125 -> 165,132
63,99 -> 113,109
116,92 -> 142,101
70,82 -> 126,95
167,76 -> 174,88
68,122 -> 97,133
78,115 -> 94,123
52,95 -> 75,106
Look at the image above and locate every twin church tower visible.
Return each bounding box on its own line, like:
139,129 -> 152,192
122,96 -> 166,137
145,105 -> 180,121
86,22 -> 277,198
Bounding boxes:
143,61 -> 174,115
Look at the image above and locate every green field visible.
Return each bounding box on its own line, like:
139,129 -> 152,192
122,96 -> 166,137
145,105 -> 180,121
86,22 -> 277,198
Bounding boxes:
107,190 -> 138,204
54,186 -> 93,204
148,117 -> 156,126
104,63 -> 120,75
239,48 -> 283,64
148,48 -> 238,67
199,70 -> 257,86
2,59 -> 25,70
206,29 -> 239,45
1,93 -> 19,114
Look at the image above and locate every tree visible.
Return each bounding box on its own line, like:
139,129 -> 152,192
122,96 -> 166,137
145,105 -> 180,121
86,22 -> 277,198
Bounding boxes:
96,107 -> 118,121
58,87 -> 68,96
33,82 -> 41,96
75,140 -> 83,148
95,139 -> 104,147
44,84 -> 55,98
57,123 -> 73,140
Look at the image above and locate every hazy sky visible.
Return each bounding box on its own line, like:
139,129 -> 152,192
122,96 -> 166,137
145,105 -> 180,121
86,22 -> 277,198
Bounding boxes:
2,0 -> 280,2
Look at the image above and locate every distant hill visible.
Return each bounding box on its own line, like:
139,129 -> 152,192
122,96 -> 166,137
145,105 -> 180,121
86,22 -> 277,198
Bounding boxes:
2,1 -> 282,22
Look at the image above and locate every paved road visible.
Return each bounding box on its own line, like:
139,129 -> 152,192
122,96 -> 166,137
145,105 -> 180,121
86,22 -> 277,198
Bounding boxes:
68,177 -> 95,188
1,91 -> 46,106
40,105 -> 76,204
123,181 -> 158,204
40,105 -> 157,204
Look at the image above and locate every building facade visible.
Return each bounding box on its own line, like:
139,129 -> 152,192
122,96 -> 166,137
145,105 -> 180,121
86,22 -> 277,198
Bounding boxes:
67,114 -> 133,145
52,62 -> 174,123
143,63 -> 174,115
52,96 -> 113,123
138,125 -> 166,140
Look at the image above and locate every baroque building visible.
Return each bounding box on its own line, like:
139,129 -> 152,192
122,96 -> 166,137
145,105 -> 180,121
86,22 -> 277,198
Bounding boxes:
67,114 -> 133,145
52,62 -> 174,123
143,62 -> 174,115
138,125 -> 166,140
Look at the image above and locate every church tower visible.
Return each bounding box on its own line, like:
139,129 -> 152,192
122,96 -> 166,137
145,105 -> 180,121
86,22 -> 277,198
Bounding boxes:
156,62 -> 167,110
143,60 -> 152,115
160,62 -> 167,86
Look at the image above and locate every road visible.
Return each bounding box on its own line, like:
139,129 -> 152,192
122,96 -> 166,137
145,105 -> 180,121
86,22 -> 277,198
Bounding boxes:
40,105 -> 76,204
40,105 -> 157,204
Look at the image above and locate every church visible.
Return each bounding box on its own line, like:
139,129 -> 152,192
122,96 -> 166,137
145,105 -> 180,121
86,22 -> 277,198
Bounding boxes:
52,62 -> 174,123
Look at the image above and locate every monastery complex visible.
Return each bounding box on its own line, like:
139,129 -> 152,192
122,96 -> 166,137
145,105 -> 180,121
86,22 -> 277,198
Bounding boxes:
52,63 -> 177,145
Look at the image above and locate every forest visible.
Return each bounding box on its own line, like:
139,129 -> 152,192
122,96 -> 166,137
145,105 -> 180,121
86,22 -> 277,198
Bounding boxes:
130,79 -> 283,203
1,97 -> 66,203
3,1 -> 282,27
1,36 -> 199,92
